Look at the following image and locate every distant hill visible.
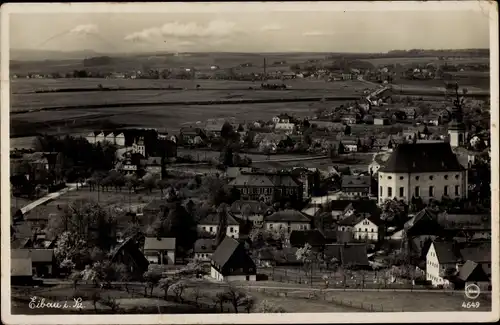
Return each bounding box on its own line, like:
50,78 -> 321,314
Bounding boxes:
11,49 -> 102,61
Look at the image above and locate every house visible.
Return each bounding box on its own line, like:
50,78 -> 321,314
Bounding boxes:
256,248 -> 276,267
132,137 -> 146,157
145,157 -> 163,176
110,236 -> 149,279
228,172 -> 303,203
378,142 -> 467,204
401,107 -> 417,120
340,114 -> 358,125
205,120 -> 226,138
179,127 -> 207,145
11,249 -> 56,277
11,250 -> 33,285
339,139 -> 360,153
143,237 -> 176,265
323,243 -> 370,269
289,230 -> 327,250
373,117 -> 391,126
455,260 -> 491,291
275,121 -> 296,133
353,217 -> 381,241
210,237 -> 257,281
265,209 -> 311,233
272,113 -> 293,124
255,133 -> 292,153
341,175 -> 372,197
194,238 -> 217,262
198,211 -> 240,238
369,152 -> 390,175
230,200 -> 271,227
425,241 -> 491,287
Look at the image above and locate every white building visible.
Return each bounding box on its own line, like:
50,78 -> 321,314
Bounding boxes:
426,242 -> 456,287
353,217 -> 381,241
198,211 -> 240,238
132,137 -> 146,157
265,210 -> 311,233
378,142 -> 467,204
86,131 -> 125,146
275,122 -> 296,133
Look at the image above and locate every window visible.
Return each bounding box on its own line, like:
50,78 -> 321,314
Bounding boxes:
455,174 -> 459,179
415,186 -> 420,197
444,186 -> 448,196
202,226 -> 206,231
380,186 -> 383,197
455,185 -> 459,195
388,187 -> 393,197
429,186 -> 434,197
415,176 -> 420,181
399,187 -> 404,197
371,229 -> 374,232
365,228 -> 368,232
388,176 -> 392,180
429,176 -> 434,180
209,227 -> 213,232
358,228 -> 361,232
444,175 -> 448,180
229,227 -> 234,233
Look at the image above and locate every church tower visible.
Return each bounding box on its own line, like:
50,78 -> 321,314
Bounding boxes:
448,83 -> 467,148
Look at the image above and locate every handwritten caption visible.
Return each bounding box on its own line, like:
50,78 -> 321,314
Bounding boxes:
29,296 -> 85,309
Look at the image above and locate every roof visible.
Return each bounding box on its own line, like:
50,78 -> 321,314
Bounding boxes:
144,237 -> 176,251
404,208 -> 439,230
346,201 -> 380,216
432,242 -> 460,264
324,244 -> 370,266
229,174 -> 275,187
379,142 -> 464,173
11,255 -> 33,277
330,200 -> 356,211
210,237 -> 241,267
199,211 -> 240,226
460,242 -> 491,264
341,175 -> 371,188
289,230 -> 326,247
194,239 -> 217,253
266,210 -> 311,223
458,260 -> 490,282
12,249 -> 54,263
338,214 -> 365,227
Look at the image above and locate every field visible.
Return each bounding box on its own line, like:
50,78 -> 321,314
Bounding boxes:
364,56 -> 489,66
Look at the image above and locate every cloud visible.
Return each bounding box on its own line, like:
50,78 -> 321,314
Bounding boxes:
260,24 -> 282,32
124,20 -> 237,43
302,31 -> 329,36
70,24 -> 99,35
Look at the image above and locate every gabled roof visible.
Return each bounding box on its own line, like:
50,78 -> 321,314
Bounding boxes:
330,200 -> 356,211
199,211 -> 240,226
228,174 -> 275,187
432,242 -> 460,264
458,260 -> 490,282
144,237 -> 176,251
289,230 -> 326,247
345,200 -> 380,216
379,142 -> 464,173
460,242 -> 491,263
210,237 -> 242,267
12,249 -> 54,263
341,175 -> 371,188
323,243 -> 369,267
194,238 -> 217,253
11,252 -> 32,277
338,213 -> 365,227
266,210 -> 311,223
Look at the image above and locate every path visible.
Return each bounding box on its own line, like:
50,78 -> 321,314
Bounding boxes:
20,182 -> 84,214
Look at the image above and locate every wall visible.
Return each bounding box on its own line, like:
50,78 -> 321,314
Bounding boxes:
197,225 -> 240,238
378,170 -> 467,204
225,274 -> 257,282
354,219 -> 379,241
449,130 -> 466,147
426,244 -> 451,287
266,222 -> 310,233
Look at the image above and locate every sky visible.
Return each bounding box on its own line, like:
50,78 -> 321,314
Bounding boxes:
9,10 -> 491,53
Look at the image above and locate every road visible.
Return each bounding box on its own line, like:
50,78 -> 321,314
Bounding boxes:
20,182 -> 84,214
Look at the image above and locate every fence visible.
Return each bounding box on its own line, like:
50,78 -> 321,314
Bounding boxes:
244,286 -> 402,312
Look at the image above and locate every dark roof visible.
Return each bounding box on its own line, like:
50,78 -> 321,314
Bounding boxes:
289,230 -> 326,247
330,200 -> 356,211
199,211 -> 239,226
324,244 -> 370,267
338,214 -> 365,227
12,249 -> 54,263
266,210 -> 311,223
433,242 -> 460,264
460,242 -> 491,263
144,237 -> 176,251
458,260 -> 490,282
194,239 -> 217,253
321,230 -> 352,243
346,201 -> 380,216
379,142 -> 464,173
10,252 -> 32,277
210,237 -> 242,267
341,175 -> 371,188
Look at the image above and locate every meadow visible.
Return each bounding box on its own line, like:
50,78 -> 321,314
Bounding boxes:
364,56 -> 490,66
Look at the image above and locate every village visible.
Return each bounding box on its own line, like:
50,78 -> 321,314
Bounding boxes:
9,74 -> 492,314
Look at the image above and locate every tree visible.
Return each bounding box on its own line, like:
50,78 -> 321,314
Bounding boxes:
223,286 -> 252,313
143,173 -> 159,193
213,291 -> 228,312
215,204 -> 229,246
255,300 -> 286,313
69,270 -> 82,290
189,287 -> 203,308
143,270 -> 162,297
54,231 -> 90,271
380,199 -> 407,227
158,276 -> 175,300
169,280 -> 188,302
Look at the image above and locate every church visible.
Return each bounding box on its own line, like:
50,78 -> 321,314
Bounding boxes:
378,85 -> 468,204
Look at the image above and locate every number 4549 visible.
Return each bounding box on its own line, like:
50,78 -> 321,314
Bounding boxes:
462,302 -> 480,308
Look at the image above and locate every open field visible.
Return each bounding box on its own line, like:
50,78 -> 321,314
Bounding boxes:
364,56 -> 489,66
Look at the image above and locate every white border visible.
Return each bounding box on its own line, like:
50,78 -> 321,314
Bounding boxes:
1,1 -> 499,324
